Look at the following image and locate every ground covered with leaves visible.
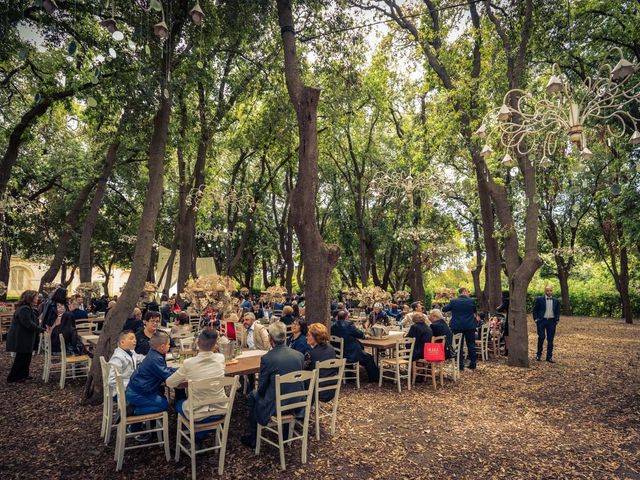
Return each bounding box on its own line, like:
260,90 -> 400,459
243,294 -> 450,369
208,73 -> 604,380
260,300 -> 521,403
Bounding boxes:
0,316 -> 638,479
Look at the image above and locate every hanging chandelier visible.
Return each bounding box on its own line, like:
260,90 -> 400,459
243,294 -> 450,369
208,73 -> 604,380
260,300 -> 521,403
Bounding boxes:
476,48 -> 640,163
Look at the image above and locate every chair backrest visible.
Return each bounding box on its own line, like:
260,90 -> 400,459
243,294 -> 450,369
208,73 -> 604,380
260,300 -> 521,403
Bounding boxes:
329,335 -> 344,359
99,356 -> 111,398
43,331 -> 52,357
185,376 -> 239,422
179,337 -> 194,350
76,322 -> 94,334
452,332 -> 463,362
314,358 -> 345,403
275,370 -> 317,419
59,333 -> 68,362
114,369 -> 127,418
480,322 -> 490,340
395,336 -> 415,360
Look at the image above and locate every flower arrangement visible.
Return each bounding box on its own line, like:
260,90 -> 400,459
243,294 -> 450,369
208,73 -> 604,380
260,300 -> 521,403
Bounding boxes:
75,282 -> 101,298
393,290 -> 410,303
239,287 -> 250,296
341,287 -> 361,300
357,286 -> 391,308
181,274 -> 238,314
260,286 -> 287,305
434,288 -> 457,305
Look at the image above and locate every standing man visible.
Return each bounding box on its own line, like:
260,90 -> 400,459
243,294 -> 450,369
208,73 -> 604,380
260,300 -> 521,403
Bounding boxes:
532,286 -> 560,363
442,287 -> 478,371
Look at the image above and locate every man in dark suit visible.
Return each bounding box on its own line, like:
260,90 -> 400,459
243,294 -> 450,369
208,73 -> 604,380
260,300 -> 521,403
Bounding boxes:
331,309 -> 379,382
442,287 -> 479,370
532,286 -> 560,362
241,321 -> 305,449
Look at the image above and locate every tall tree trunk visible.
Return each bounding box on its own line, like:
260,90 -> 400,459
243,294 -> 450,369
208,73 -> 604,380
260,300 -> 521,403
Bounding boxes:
406,195 -> 425,303
471,220 -> 488,312
277,2 -> 340,323
619,244 -> 632,324
147,246 -> 158,283
83,93 -> 172,403
0,241 -> 10,301
555,259 -> 572,316
38,179 -> 98,291
79,138 -> 120,283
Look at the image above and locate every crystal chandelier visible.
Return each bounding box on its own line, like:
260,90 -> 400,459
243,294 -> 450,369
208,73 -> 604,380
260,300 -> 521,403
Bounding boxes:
476,48 -> 640,164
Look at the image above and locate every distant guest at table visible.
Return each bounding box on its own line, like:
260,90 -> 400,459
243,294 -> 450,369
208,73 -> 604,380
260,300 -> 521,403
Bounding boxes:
532,286 -> 560,363
366,302 -> 388,328
122,308 -> 143,333
135,311 -> 162,355
405,313 -> 433,361
69,297 -> 88,321
108,330 -> 144,396
428,309 -> 454,359
51,312 -> 85,356
170,312 -> 192,336
220,312 -> 238,340
241,322 -> 305,449
161,297 -> 180,327
166,328 -> 227,442
401,302 -> 424,329
304,322 -> 337,402
288,318 -> 311,355
125,333 -> 176,441
41,287 -> 68,329
331,310 -> 379,382
7,290 -> 45,383
442,288 -> 478,370
241,312 -> 270,351
280,305 -> 296,326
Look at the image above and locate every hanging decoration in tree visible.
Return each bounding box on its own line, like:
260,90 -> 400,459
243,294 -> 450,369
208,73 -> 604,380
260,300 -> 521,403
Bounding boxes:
189,1 -> 205,25
476,48 -> 640,167
153,1 -> 169,40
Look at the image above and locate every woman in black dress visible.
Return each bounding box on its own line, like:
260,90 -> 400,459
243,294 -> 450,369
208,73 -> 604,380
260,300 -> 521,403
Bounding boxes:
304,322 -> 337,401
405,312 -> 433,361
7,290 -> 45,382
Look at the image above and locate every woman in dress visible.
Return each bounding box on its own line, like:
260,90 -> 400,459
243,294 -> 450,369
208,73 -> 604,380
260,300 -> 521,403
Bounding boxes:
7,290 -> 44,382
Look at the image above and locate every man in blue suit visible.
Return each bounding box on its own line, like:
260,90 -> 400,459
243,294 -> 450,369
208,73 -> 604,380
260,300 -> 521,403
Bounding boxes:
331,309 -> 379,382
532,286 -> 560,363
241,321 -> 305,449
442,287 -> 479,370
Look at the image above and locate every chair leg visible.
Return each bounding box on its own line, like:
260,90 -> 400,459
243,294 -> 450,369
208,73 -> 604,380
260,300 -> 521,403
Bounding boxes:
175,419 -> 182,462
59,363 -> 66,389
396,364 -> 401,393
330,402 -> 338,436
278,423 -> 286,471
218,426 -> 228,475
355,363 -> 360,389
301,420 -> 309,464
116,425 -> 125,471
315,403 -> 320,441
255,424 -> 262,455
378,365 -> 383,388
163,416 -> 170,461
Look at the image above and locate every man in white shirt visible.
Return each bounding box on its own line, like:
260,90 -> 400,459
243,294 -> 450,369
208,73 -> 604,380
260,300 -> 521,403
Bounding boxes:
532,286 -> 560,362
241,312 -> 270,350
166,328 -> 227,442
108,331 -> 145,397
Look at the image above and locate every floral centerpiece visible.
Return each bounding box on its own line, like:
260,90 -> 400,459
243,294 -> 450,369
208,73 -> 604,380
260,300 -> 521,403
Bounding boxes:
239,287 -> 250,297
75,281 -> 102,298
393,290 -> 410,303
341,287 -> 361,301
260,286 -> 287,305
434,288 -> 457,305
181,274 -> 238,315
42,282 -> 61,296
357,286 -> 391,308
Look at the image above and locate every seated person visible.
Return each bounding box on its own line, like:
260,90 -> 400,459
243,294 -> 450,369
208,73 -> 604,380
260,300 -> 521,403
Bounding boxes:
304,322 -> 337,402
331,310 -> 379,382
108,330 -> 145,396
279,305 -> 295,326
396,304 -> 411,324
219,312 -> 238,340
287,318 -> 311,355
428,309 -> 454,359
241,312 -> 270,351
125,333 -> 176,439
241,322 -> 305,449
135,311 -> 161,355
166,328 -> 227,442
252,303 -> 265,320
170,312 -> 192,336
122,308 -> 143,333
160,297 -> 179,326
366,303 -> 388,328
51,312 -> 85,356
69,298 -> 88,321
386,303 -> 400,319
405,313 -> 433,361
332,302 -> 345,320
401,301 -> 424,329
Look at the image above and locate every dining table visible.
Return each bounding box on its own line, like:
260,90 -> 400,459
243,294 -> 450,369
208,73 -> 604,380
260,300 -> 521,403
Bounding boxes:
167,348 -> 267,377
359,331 -> 405,364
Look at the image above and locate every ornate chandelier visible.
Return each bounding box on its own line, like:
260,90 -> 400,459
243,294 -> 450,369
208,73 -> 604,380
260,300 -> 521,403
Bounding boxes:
476,48 -> 640,164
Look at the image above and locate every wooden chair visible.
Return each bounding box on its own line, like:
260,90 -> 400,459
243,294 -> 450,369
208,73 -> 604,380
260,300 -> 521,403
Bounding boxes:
113,370 -> 170,471
58,334 -> 91,389
256,369 -> 317,471
312,358 -> 346,440
175,376 -> 239,478
443,333 -> 463,382
330,335 -> 360,389
99,356 -> 118,445
413,336 -> 446,389
475,322 -> 490,361
0,313 -> 13,344
379,337 -> 415,393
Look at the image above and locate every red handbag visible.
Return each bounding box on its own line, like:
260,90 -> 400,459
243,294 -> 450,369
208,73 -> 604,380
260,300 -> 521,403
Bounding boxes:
424,342 -> 445,362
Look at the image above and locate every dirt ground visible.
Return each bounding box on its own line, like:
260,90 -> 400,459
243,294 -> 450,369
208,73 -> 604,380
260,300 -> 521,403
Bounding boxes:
0,316 -> 638,480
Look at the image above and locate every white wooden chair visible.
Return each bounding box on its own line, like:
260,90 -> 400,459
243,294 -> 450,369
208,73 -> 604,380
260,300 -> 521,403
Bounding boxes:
378,337 -> 415,393
413,336 -> 446,389
330,335 -> 360,389
256,369 -> 317,471
312,358 -> 345,440
175,376 -> 239,478
444,333 -> 463,382
113,370 -> 170,471
99,356 -> 118,445
58,334 -> 91,389
475,322 -> 490,361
